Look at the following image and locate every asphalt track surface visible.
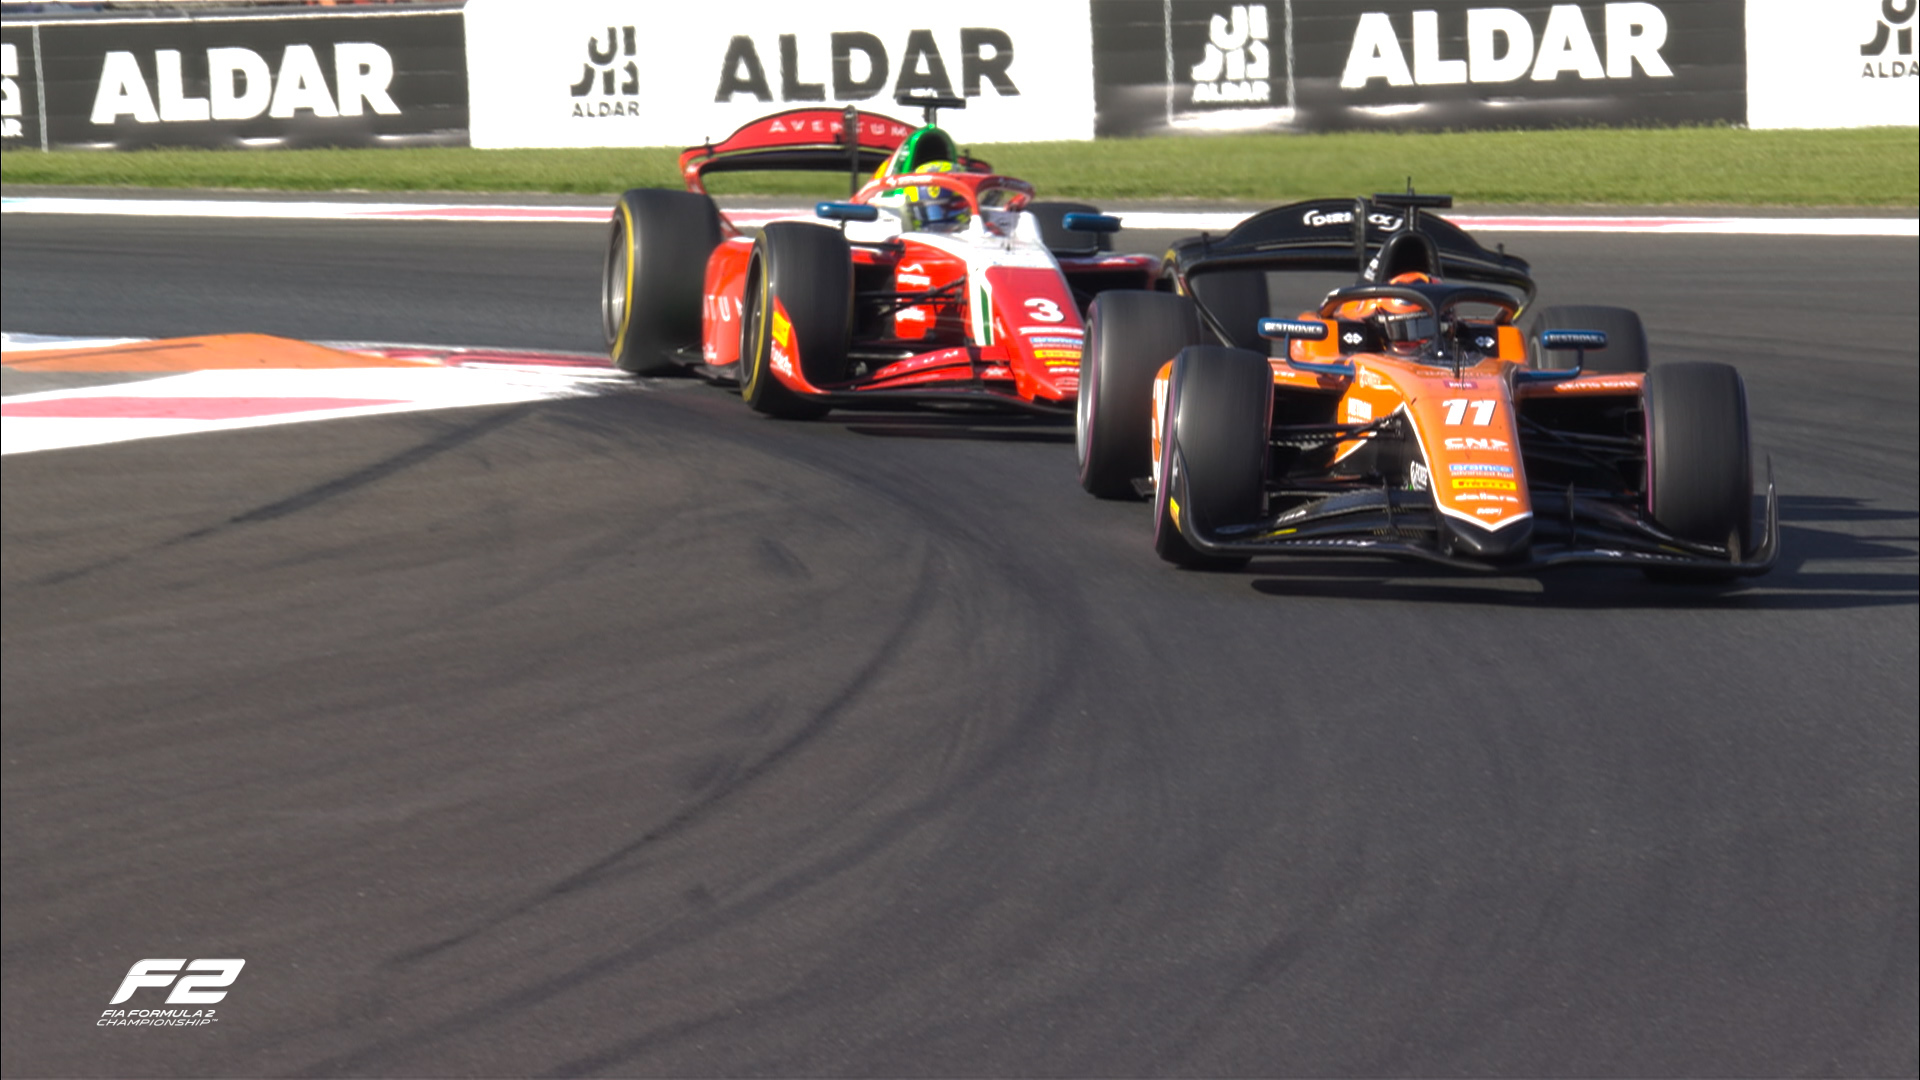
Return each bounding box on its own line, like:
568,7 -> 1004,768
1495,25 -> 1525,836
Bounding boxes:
3,206 -> 1916,1077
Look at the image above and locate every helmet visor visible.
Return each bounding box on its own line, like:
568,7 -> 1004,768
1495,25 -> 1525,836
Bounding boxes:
1378,310 -> 1437,350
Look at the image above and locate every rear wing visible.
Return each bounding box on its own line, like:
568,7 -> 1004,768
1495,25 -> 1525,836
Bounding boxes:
679,108 -> 917,195
1173,195 -> 1538,311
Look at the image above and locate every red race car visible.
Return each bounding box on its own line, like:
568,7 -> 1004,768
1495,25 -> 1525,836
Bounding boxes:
601,95 -> 1158,418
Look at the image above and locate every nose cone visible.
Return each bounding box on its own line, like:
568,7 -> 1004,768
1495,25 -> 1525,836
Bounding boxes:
1440,515 -> 1534,561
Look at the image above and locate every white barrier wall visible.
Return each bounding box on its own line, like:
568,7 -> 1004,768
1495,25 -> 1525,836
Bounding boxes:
463,0 -> 1094,149
1746,0 -> 1917,128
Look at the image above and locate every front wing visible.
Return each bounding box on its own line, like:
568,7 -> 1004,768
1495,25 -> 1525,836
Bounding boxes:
1168,461 -> 1779,576
690,357 -> 1075,415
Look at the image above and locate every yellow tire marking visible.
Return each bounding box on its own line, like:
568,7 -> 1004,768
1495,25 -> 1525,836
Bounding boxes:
742,259 -> 771,401
612,201 -> 637,362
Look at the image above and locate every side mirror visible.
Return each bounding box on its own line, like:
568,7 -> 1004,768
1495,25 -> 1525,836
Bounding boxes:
1261,319 -> 1350,376
1060,212 -> 1122,234
1257,318 -> 1331,342
816,201 -> 879,223
1538,329 -> 1607,351
1520,328 -> 1607,382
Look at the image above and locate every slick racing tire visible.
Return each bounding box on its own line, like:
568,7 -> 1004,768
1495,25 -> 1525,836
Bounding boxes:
1027,201 -> 1112,258
1153,346 -> 1272,571
605,188 -> 723,375
1645,361 -> 1753,578
1079,290 -> 1207,500
1528,304 -> 1649,374
740,222 -> 853,420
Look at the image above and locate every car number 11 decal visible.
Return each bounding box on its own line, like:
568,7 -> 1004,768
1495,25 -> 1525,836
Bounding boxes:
1441,398 -> 1497,426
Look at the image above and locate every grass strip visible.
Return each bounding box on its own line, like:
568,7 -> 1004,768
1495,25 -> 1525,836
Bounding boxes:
4,126 -> 1913,207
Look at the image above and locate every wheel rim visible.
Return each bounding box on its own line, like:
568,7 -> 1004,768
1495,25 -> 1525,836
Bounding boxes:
1152,378 -> 1176,540
740,260 -> 764,399
1074,354 -> 1094,470
602,217 -> 627,350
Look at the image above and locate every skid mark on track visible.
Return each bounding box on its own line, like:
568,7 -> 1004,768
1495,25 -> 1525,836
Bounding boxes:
537,688 -> 1100,1074
318,459 -> 1126,1074
308,450 -> 1102,1070
532,667 -> 1112,1073
380,541 -> 950,971
30,407 -> 532,589
229,407 -> 533,527
753,537 -> 813,581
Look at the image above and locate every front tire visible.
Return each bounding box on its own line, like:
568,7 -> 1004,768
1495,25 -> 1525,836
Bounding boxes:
739,222 -> 852,419
605,189 -> 722,375
1645,361 -> 1753,576
1078,290 -> 1207,499
1528,304 -> 1649,374
1153,346 -> 1272,571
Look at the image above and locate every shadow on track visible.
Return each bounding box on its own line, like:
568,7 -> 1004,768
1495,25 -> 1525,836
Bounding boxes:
1245,495 -> 1916,611
838,412 -> 1074,444
641,372 -> 1077,445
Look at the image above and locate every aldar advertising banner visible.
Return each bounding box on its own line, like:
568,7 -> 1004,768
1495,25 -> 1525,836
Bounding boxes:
2,24 -> 46,151
4,7 -> 467,150
1747,0 -> 1918,128
1093,0 -> 1746,135
463,0 -> 1095,148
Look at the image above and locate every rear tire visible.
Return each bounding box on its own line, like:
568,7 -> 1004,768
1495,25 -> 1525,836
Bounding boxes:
1154,346 -> 1272,571
605,189 -> 722,375
1645,361 -> 1753,577
1027,201 -> 1111,258
1528,304 -> 1649,374
739,222 -> 852,420
1078,290 -> 1207,499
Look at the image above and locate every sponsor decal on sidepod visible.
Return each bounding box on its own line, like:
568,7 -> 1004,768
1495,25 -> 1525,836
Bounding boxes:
769,307 -> 795,377
1444,436 -> 1509,451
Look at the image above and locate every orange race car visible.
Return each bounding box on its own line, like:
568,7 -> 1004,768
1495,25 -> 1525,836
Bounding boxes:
1074,191 -> 1777,579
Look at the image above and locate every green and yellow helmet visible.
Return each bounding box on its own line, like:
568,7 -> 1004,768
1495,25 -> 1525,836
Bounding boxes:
878,125 -> 961,180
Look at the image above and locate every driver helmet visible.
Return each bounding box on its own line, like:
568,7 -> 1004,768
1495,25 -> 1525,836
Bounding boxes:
879,126 -> 960,180
1337,272 -> 1438,356
906,170 -> 971,231
1376,273 -> 1439,356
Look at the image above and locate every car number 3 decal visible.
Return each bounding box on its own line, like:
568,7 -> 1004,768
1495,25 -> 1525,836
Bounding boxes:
1442,398 -> 1498,426
1024,297 -> 1065,323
